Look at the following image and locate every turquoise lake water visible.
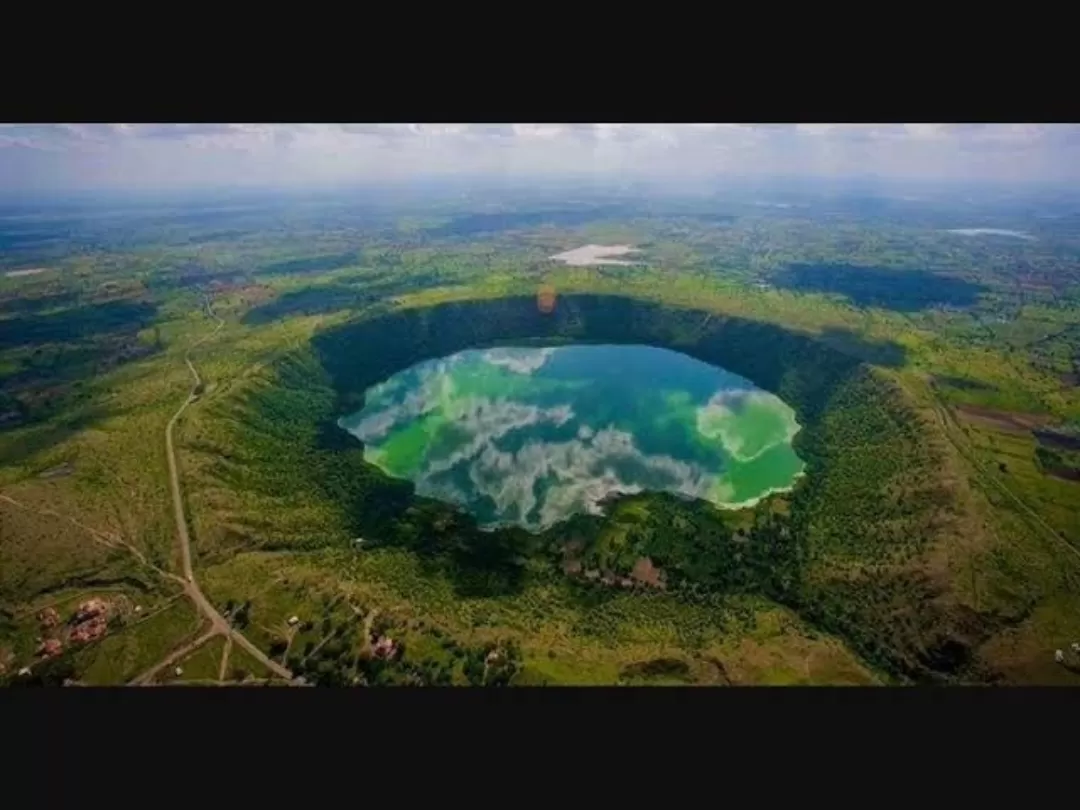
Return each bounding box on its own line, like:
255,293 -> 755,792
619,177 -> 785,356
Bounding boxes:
339,344 -> 806,531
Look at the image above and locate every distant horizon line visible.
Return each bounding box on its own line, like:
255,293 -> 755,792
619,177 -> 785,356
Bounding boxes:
2,173 -> 1078,211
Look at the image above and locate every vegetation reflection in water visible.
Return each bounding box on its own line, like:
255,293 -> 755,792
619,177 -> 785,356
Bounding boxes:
339,344 -> 806,531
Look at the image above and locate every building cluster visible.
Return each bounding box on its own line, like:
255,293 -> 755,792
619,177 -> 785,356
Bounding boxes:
34,597 -> 114,660
36,638 -> 63,658
70,598 -> 110,644
72,598 -> 108,624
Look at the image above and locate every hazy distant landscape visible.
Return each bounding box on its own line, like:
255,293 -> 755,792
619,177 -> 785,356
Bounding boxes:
2,123 -> 1080,688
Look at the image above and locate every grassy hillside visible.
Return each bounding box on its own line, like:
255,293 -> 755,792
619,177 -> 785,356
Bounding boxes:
177,294 -> 1006,684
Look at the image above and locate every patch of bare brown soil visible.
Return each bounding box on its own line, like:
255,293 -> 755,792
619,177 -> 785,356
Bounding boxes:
701,656 -> 733,685
630,557 -> 666,589
230,284 -> 276,306
955,404 -> 1054,434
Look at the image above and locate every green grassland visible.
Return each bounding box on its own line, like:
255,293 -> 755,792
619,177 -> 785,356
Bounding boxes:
158,635 -> 226,685
198,547 -> 878,686
2,193 -> 1079,684
0,585 -> 179,677
74,597 -> 205,685
226,641 -> 278,684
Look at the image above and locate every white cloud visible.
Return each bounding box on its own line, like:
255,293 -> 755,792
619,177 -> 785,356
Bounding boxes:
482,347 -> 557,374
1,123 -> 1077,192
448,420 -> 711,530
904,124 -> 947,139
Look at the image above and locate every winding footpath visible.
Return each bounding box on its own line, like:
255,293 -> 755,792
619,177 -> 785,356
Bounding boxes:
142,299 -> 297,685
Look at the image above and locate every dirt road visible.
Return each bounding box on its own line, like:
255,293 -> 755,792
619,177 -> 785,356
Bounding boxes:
155,300 -> 296,684
166,296 -> 222,587
4,301 -> 297,685
131,628 -> 218,685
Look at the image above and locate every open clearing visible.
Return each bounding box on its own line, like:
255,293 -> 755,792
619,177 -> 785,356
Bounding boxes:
549,244 -> 642,266
944,228 -> 1035,240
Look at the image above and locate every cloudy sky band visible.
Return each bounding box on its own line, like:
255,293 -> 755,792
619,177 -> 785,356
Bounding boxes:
1,124 -> 1076,191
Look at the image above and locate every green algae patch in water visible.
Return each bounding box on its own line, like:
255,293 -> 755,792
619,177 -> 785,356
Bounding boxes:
338,345 -> 806,531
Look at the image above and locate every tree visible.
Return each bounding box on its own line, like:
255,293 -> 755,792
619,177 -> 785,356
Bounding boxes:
233,604 -> 251,629
13,656 -> 75,687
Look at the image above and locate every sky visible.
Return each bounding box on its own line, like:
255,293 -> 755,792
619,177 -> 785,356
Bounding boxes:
1,124 -> 1078,195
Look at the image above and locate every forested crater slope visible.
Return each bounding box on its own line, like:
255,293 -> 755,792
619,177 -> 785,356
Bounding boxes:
198,294 -> 994,683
